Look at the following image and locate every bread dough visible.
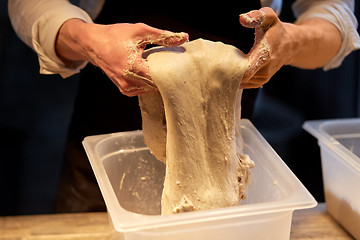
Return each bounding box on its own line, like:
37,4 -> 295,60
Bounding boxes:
139,39 -> 254,215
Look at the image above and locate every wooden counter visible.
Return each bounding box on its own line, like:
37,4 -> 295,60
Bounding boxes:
291,203 -> 354,239
0,203 -> 354,239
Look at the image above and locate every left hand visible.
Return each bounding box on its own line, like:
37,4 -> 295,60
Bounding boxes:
239,7 -> 294,89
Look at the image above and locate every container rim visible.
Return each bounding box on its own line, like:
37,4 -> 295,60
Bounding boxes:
303,118 -> 360,171
84,119 -> 317,232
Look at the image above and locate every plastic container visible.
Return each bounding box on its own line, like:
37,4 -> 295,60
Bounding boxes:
304,118 -> 360,240
83,119 -> 316,240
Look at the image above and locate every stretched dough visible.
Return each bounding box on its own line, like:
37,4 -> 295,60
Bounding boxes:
139,39 -> 254,215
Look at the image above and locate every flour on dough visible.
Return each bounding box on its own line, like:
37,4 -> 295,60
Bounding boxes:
139,39 -> 254,215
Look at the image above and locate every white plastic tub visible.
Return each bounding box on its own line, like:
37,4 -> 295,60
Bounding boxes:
83,119 -> 316,240
304,118 -> 360,240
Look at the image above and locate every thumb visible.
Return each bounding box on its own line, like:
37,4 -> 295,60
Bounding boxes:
239,10 -> 265,28
239,7 -> 277,29
239,8 -> 275,80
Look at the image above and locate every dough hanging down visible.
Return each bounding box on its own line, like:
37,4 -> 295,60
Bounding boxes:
139,39 -> 254,215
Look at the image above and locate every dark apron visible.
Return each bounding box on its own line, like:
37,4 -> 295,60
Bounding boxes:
55,1 -> 261,213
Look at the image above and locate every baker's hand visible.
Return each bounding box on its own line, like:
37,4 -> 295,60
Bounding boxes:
239,7 -> 293,89
56,20 -> 188,96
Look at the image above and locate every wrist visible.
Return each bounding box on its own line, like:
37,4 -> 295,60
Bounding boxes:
55,18 -> 90,67
282,22 -> 304,67
284,18 -> 342,69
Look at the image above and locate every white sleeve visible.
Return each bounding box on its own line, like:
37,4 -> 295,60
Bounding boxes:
8,0 -> 94,78
292,0 -> 360,71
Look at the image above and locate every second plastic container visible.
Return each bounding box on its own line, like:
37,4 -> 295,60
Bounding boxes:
304,118 -> 360,240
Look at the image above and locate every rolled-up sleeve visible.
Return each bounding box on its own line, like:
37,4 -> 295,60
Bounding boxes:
293,0 -> 360,70
8,0 -> 93,78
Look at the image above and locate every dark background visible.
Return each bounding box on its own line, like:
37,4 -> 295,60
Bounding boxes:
0,0 -> 359,215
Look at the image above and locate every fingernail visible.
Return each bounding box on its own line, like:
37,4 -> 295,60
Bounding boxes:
239,13 -> 252,22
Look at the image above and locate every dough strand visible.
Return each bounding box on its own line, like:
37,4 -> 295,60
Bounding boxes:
139,39 -> 254,215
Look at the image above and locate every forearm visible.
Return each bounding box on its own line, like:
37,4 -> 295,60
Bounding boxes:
8,0 -> 93,77
286,18 -> 342,69
292,0 -> 360,70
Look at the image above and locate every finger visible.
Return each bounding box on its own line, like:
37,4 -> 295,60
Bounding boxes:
121,86 -> 157,97
241,65 -> 271,89
139,31 -> 189,48
125,24 -> 188,94
240,82 -> 261,89
121,39 -> 155,87
135,24 -> 189,48
119,24 -> 189,96
103,59 -> 156,97
124,60 -> 155,88
245,39 -> 271,78
112,74 -> 157,97
240,77 -> 268,89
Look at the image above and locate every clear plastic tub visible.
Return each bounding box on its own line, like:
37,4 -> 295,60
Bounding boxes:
304,118 -> 360,240
83,119 -> 316,240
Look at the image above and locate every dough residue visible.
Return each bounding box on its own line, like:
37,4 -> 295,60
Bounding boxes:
139,39 -> 254,215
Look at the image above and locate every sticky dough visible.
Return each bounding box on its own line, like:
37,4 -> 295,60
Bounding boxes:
139,39 -> 254,215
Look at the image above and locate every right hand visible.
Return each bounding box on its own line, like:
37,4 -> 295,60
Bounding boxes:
56,20 -> 189,96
